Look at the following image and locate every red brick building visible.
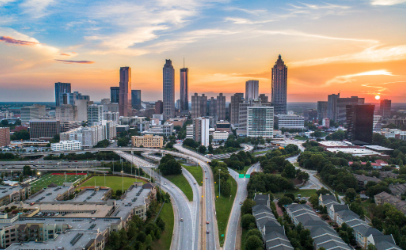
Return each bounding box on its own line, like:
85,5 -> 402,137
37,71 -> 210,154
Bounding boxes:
0,127 -> 10,147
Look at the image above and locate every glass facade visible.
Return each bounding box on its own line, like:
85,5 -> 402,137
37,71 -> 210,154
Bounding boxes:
247,106 -> 274,138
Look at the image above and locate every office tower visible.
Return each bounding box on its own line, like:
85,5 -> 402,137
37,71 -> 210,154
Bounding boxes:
56,104 -> 78,122
87,104 -> 103,126
101,98 -> 110,105
327,93 -> 340,120
271,55 -> 287,114
259,94 -> 268,104
110,87 -> 120,103
193,117 -> 210,147
275,114 -> 305,129
163,59 -> 175,119
336,96 -> 364,123
209,97 -> 217,118
155,100 -> 163,114
317,101 -> 328,121
55,82 -> 71,106
176,99 -> 181,110
380,99 -> 391,118
346,105 -> 374,144
63,91 -> 89,105
373,115 -> 382,131
29,120 -> 61,140
103,111 -> 120,124
217,93 -> 226,121
131,90 -> 142,109
237,100 -> 273,136
119,67 -> 132,117
0,127 -> 10,147
191,93 -> 207,119
180,68 -> 189,112
20,106 -> 40,123
230,93 -> 244,125
245,80 -> 259,100
247,106 -> 274,138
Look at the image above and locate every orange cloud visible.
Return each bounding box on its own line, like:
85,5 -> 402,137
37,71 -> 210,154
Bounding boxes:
0,36 -> 39,46
54,59 -> 95,64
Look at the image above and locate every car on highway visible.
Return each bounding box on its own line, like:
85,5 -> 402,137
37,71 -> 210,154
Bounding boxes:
239,202 -> 243,205
180,218 -> 183,222
206,230 -> 209,234
206,221 -> 209,224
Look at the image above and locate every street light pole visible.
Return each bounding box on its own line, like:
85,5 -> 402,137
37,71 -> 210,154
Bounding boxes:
219,169 -> 221,198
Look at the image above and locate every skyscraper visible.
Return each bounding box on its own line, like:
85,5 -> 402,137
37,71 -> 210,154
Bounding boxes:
119,67 -> 132,116
209,97 -> 217,118
88,104 -> 104,126
230,93 -> 244,125
110,87 -> 120,103
217,93 -> 226,121
180,68 -> 189,112
245,80 -> 259,100
55,82 -> 71,106
327,93 -> 340,120
380,99 -> 391,118
247,106 -> 274,138
336,96 -> 364,123
271,55 -> 288,114
259,94 -> 269,103
191,93 -> 207,118
155,100 -> 163,114
163,59 -> 175,119
131,90 -> 142,109
317,101 -> 328,121
346,104 -> 374,144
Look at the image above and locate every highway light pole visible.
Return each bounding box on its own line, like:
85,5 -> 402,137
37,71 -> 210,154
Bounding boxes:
219,169 -> 221,198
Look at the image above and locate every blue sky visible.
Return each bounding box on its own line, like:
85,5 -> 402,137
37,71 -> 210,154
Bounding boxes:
1,0 -> 406,102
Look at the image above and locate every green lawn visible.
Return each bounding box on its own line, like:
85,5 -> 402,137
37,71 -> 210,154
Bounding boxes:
79,176 -> 145,192
361,199 -> 373,218
182,165 -> 203,186
273,189 -> 317,199
31,173 -> 86,192
215,177 -> 237,247
164,174 -> 193,201
151,202 -> 174,250
235,165 -> 250,174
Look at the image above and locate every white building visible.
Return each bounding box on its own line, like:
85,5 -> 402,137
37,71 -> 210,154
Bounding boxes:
51,140 -> 82,151
373,115 -> 382,131
141,122 -> 174,137
212,131 -> 229,142
275,114 -> 305,129
103,111 -> 119,124
247,106 -> 274,138
87,104 -> 103,126
186,124 -> 194,139
56,104 -> 77,122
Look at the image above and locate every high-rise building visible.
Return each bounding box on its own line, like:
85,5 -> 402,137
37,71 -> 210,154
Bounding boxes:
0,127 -> 10,147
29,120 -> 61,140
271,55 -> 287,114
155,100 -> 163,114
119,67 -> 132,117
336,96 -> 364,123
191,93 -> 207,119
56,104 -> 78,122
163,59 -> 175,119
346,104 -> 374,144
245,80 -> 259,100
63,91 -> 89,105
110,87 -> 120,103
217,93 -> 226,121
209,97 -> 217,119
247,106 -> 274,138
259,94 -> 268,103
180,68 -> 189,112
380,99 -> 391,118
373,115 -> 382,131
193,117 -> 210,147
55,82 -> 71,106
237,99 -> 272,136
87,104 -> 103,126
327,93 -> 340,120
275,115 -> 305,129
131,90 -> 142,109
230,93 -> 244,125
317,101 -> 328,121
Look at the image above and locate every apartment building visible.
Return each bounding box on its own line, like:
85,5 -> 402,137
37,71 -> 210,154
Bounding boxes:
0,127 -> 10,147
51,140 -> 82,151
131,134 -> 164,148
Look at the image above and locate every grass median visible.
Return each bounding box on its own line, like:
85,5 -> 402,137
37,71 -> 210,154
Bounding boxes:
79,176 -> 145,192
151,202 -> 174,250
214,177 -> 237,247
182,164 -> 203,186
164,174 -> 193,201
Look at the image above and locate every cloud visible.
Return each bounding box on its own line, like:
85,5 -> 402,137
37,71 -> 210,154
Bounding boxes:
326,70 -> 394,85
370,0 -> 406,5
0,36 -> 40,46
225,17 -> 273,24
290,2 -> 351,10
0,0 -> 15,6
55,59 -> 95,64
225,7 -> 267,15
290,44 -> 406,67
20,0 -> 56,18
60,52 -> 76,56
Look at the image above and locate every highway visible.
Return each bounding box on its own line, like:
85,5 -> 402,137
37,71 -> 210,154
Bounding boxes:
209,144 -> 254,160
223,162 -> 261,250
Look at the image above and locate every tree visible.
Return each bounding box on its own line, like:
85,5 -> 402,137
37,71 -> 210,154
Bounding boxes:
368,244 -> 377,250
241,214 -> 256,229
345,188 -> 357,202
117,137 -> 129,147
198,145 -> 206,154
1,120 -> 8,126
108,231 -> 120,250
283,163 -> 296,179
145,235 -> 152,246
119,228 -> 128,248
245,235 -> 263,250
277,196 -> 293,208
136,232 -> 146,243
23,165 -> 32,176
241,199 -> 256,215
208,145 -> 213,154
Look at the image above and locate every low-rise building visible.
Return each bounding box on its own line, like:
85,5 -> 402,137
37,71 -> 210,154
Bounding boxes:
0,185 -> 31,206
51,140 -> 82,151
141,122 -> 174,137
212,131 -> 229,143
275,115 -> 304,129
388,183 -> 406,197
0,127 -> 10,147
375,191 -> 406,214
353,174 -> 381,189
131,135 -> 164,148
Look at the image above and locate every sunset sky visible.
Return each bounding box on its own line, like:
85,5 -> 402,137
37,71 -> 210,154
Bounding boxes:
1,0 -> 406,103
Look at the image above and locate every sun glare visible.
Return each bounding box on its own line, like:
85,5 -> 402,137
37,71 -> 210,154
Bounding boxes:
375,95 -> 381,100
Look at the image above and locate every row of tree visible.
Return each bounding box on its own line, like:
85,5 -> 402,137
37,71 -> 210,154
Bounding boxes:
210,160 -> 232,196
223,151 -> 257,172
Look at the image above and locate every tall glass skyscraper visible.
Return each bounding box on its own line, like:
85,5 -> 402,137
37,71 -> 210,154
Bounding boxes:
119,67 -> 132,116
163,60 -> 175,119
131,90 -> 142,109
245,80 -> 259,100
271,55 -> 287,114
55,82 -> 71,106
110,87 -> 120,103
180,68 -> 188,112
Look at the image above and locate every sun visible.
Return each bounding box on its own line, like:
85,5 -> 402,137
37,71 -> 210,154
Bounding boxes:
375,95 -> 380,100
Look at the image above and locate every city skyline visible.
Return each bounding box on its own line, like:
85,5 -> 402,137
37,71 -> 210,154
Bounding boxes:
1,0 -> 406,102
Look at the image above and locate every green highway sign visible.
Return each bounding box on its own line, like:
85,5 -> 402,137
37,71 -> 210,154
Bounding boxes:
239,174 -> 245,178
221,234 -> 224,237
245,174 -> 250,178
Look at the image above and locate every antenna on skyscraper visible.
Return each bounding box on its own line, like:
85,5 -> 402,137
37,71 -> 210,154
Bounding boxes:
183,58 -> 185,68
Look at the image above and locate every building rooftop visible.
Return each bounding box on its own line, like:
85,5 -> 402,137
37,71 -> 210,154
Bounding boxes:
26,185 -> 72,203
318,141 -> 352,147
73,189 -> 110,202
365,145 -> 394,151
